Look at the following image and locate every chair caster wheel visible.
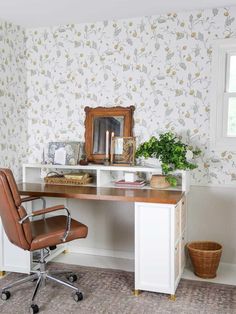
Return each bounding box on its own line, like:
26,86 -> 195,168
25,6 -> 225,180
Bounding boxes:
73,291 -> 83,302
67,274 -> 77,283
1,291 -> 11,300
30,304 -> 39,314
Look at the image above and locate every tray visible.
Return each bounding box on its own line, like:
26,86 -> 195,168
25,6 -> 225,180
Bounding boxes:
44,173 -> 93,185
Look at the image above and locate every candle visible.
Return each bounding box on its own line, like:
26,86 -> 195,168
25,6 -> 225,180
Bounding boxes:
110,132 -> 114,163
105,130 -> 109,159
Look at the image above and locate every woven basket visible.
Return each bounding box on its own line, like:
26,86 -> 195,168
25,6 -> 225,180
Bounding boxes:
44,172 -> 93,186
150,175 -> 170,189
187,241 -> 222,279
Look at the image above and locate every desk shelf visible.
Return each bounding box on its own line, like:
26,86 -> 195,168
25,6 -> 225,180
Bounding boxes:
22,163 -> 189,192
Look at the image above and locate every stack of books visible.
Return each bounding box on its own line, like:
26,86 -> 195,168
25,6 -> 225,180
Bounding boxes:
115,179 -> 146,188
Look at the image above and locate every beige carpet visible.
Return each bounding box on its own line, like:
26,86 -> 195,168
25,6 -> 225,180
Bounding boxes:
0,263 -> 236,314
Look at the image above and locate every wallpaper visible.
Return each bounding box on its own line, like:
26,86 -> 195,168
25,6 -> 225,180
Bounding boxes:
1,7 -> 236,185
0,21 -> 27,181
25,6 -> 236,186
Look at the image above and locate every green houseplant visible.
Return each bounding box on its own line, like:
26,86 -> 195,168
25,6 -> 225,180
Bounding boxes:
135,132 -> 201,186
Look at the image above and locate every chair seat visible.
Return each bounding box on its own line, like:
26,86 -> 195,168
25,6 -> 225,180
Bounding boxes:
30,215 -> 88,251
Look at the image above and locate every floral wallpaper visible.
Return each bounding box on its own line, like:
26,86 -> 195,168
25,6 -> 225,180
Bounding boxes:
1,6 -> 236,185
0,20 -> 27,181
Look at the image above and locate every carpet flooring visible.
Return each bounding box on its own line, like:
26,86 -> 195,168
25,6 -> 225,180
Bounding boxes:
0,263 -> 236,314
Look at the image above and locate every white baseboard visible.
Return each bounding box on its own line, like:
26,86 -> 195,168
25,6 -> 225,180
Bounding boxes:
54,250 -> 236,286
67,244 -> 134,260
53,251 -> 134,272
183,262 -> 236,285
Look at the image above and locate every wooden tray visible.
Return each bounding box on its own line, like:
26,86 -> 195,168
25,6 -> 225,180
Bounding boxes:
44,175 -> 93,185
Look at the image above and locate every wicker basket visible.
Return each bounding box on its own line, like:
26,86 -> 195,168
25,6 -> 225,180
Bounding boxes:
150,175 -> 170,189
187,241 -> 222,279
44,172 -> 93,186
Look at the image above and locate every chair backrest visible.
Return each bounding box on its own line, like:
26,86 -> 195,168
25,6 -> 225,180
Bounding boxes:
0,168 -> 32,250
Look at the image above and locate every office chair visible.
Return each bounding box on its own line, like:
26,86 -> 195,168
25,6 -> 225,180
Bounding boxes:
0,168 -> 88,313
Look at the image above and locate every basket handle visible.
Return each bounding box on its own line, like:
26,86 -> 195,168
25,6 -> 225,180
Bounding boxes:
46,171 -> 64,178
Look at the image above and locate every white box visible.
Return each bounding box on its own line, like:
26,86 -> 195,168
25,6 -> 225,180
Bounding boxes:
124,172 -> 137,182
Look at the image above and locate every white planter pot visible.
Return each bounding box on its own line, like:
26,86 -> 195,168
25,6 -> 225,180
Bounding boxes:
143,157 -> 161,168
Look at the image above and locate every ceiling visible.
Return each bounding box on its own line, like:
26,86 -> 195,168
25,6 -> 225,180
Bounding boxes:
0,0 -> 235,28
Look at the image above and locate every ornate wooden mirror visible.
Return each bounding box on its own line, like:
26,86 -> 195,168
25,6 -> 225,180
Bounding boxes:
84,106 -> 135,163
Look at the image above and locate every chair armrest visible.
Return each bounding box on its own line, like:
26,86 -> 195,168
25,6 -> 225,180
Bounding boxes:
32,204 -> 66,216
19,205 -> 71,242
21,196 -> 46,210
21,196 -> 41,203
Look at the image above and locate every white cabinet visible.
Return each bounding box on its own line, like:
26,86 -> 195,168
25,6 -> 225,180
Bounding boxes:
0,224 -> 31,274
135,197 -> 186,295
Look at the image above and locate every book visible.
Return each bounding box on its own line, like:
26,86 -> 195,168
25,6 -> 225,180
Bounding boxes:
115,180 -> 146,188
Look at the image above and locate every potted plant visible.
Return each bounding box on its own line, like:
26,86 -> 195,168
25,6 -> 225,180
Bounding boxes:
135,132 -> 201,187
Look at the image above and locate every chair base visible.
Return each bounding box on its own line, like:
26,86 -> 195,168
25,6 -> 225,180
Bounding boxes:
1,249 -> 83,313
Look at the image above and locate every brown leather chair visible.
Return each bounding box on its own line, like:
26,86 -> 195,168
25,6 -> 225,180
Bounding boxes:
0,168 -> 88,314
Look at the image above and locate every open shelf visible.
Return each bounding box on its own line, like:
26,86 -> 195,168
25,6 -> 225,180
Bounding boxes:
22,163 -> 189,192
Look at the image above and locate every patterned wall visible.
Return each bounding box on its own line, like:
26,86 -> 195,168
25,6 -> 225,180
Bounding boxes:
25,6 -> 236,186
0,21 -> 27,180
1,7 -> 236,185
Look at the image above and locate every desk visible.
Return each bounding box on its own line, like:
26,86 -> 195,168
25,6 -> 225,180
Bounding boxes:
14,182 -> 186,297
18,182 -> 183,204
0,164 -> 186,297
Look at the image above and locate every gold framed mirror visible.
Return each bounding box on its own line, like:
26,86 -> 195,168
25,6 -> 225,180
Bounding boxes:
84,106 -> 135,163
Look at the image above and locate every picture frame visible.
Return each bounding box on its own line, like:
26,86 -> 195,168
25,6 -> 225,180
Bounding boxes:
110,137 -> 136,165
84,106 -> 135,163
46,142 -> 81,165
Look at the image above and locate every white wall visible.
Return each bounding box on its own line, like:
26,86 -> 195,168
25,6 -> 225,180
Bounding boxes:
188,186 -> 236,264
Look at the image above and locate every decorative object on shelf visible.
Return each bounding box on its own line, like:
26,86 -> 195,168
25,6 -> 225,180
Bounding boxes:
79,150 -> 88,165
124,172 -> 137,182
46,142 -> 81,165
140,157 -> 161,168
79,158 -> 88,165
103,158 -> 110,166
115,179 -> 146,188
84,106 -> 135,163
111,137 -> 136,166
150,174 -> 171,189
135,132 -> 201,187
44,171 -> 93,185
187,241 -> 222,279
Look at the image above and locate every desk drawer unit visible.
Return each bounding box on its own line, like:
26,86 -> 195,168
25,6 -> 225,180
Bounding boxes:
135,199 -> 185,296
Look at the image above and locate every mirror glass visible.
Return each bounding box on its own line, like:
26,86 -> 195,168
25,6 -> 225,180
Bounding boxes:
92,116 -> 124,154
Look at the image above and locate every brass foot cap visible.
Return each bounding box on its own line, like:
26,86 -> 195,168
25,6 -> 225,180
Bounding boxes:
169,294 -> 176,301
133,289 -> 141,296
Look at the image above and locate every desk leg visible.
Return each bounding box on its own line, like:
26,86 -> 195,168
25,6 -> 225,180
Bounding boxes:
0,271 -> 6,277
133,289 -> 140,296
169,294 -> 176,301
